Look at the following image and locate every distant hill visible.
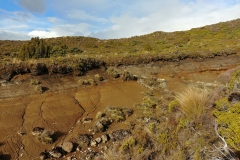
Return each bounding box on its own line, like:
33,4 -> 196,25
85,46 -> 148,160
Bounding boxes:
1,18 -> 240,61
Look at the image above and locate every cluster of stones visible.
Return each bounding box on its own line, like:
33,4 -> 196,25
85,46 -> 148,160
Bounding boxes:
36,106 -> 133,159
38,129 -> 131,159
39,142 -> 74,159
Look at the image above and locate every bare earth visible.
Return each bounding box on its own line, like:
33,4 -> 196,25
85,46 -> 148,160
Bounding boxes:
0,55 -> 240,159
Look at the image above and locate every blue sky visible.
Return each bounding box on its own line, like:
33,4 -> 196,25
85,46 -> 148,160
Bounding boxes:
0,0 -> 240,40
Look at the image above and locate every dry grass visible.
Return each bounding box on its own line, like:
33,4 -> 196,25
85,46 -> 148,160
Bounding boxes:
176,87 -> 209,123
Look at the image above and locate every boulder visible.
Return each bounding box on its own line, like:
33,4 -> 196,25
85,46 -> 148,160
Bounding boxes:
101,134 -> 109,143
95,137 -> 102,143
62,142 -> 73,153
90,140 -> 97,147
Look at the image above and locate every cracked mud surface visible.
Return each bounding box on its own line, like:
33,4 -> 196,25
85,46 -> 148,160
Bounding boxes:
0,55 -> 240,159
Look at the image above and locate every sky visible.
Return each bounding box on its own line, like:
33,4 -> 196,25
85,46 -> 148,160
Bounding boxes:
0,0 -> 240,40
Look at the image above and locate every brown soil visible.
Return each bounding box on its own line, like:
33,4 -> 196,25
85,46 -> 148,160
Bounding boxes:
0,55 -> 240,159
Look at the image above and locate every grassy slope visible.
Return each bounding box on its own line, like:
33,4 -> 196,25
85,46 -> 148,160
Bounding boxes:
1,19 -> 240,62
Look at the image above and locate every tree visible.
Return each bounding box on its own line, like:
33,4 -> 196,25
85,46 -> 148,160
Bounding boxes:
18,37 -> 50,60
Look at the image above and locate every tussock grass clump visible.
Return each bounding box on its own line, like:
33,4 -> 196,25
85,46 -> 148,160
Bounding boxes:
38,129 -> 54,144
30,79 -> 40,85
106,67 -> 120,78
35,84 -> 43,93
176,87 -> 208,123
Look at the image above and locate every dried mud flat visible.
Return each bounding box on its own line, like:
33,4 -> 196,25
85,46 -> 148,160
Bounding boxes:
0,55 -> 240,159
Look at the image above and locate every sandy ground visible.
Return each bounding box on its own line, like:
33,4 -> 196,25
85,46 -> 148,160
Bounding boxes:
0,55 -> 240,159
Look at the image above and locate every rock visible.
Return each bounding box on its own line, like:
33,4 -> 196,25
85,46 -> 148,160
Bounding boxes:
76,134 -> 92,147
32,127 -> 44,136
108,133 -> 114,140
62,142 -> 73,153
101,134 -> 109,143
82,117 -> 93,124
49,147 -> 64,158
111,130 -> 131,141
95,121 -> 105,132
90,140 -> 97,147
95,137 -> 102,143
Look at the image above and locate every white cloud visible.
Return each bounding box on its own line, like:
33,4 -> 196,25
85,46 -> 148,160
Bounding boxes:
28,30 -> 58,38
28,23 -> 92,38
90,0 -> 240,39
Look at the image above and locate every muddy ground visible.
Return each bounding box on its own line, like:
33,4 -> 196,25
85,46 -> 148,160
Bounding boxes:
0,55 -> 240,159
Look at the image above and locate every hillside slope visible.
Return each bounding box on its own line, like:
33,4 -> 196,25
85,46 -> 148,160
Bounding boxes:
1,19 -> 240,61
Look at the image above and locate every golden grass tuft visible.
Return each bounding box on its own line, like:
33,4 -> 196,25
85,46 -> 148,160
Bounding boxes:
176,87 -> 208,123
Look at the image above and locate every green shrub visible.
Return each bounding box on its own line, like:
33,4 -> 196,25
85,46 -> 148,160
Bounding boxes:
214,100 -> 240,151
168,99 -> 179,113
120,137 -> 136,153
